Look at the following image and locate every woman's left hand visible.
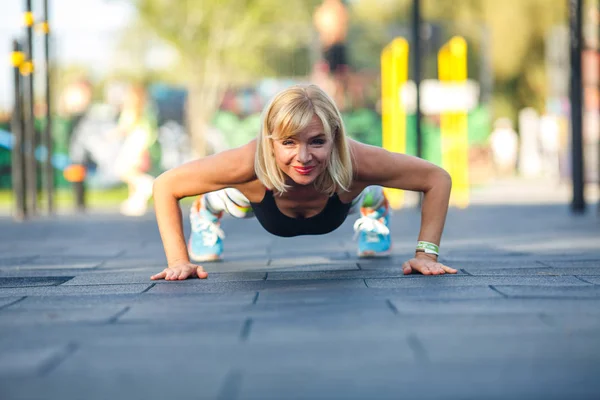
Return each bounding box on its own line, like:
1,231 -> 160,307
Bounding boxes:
402,253 -> 457,275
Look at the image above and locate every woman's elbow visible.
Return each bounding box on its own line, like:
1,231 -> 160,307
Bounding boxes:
429,168 -> 452,192
439,168 -> 452,189
153,171 -> 176,199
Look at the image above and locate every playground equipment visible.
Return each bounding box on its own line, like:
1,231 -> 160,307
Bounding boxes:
9,0 -> 63,220
380,35 -> 471,209
438,36 -> 470,208
380,38 -> 409,209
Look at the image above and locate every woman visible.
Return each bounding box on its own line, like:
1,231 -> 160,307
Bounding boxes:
151,84 -> 456,280
114,85 -> 157,217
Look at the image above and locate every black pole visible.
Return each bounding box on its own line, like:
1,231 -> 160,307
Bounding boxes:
42,0 -> 54,214
74,181 -> 86,213
412,0 -> 423,160
569,0 -> 585,213
10,40 -> 26,221
23,0 -> 37,216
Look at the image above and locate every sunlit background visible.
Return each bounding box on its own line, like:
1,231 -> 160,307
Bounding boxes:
0,0 -> 598,215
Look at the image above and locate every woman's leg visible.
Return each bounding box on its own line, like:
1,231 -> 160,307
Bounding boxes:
348,185 -> 388,217
349,186 -> 391,257
188,189 -> 254,262
193,188 -> 255,220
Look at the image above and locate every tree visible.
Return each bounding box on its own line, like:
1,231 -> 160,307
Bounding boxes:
126,0 -> 320,156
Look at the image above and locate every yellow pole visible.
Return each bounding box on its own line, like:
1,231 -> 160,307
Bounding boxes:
381,37 -> 409,209
438,36 -> 470,208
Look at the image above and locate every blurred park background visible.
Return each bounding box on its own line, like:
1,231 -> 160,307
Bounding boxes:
0,0 -> 599,216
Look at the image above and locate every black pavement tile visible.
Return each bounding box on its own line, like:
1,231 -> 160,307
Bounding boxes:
0,276 -> 73,288
97,258 -> 168,270
267,257 -> 355,269
246,309 -> 554,342
61,271 -> 266,285
255,288 -> 381,306
235,338 -> 416,369
465,266 -> 600,276
0,284 -> 152,297
247,308 -> 405,342
0,372 -> 227,400
5,294 -> 141,310
384,286 -> 502,300
53,247 -> 126,258
539,259 -> 600,268
265,262 -> 359,272
494,285 -> 600,298
266,269 -> 405,280
389,297 -> 600,313
0,321 -> 242,348
0,343 -> 74,377
28,255 -> 110,265
147,278 -> 366,294
235,363 -> 600,400
548,268 -> 600,275
0,307 -> 127,326
461,266 -> 555,275
0,256 -> 38,267
0,297 -> 25,309
416,331 -> 600,363
366,275 -> 589,288
0,345 -> 232,400
0,269 -> 98,277
193,260 -> 270,273
120,296 -> 257,324
433,259 -> 545,269
2,259 -> 102,270
537,312 -> 600,331
137,291 -> 256,305
578,275 -> 600,284
397,313 -> 552,333
2,355 -> 599,400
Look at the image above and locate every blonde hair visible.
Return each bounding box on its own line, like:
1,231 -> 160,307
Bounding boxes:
255,84 -> 353,196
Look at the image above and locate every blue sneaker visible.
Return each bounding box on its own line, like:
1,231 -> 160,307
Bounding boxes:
188,205 -> 225,262
353,206 -> 391,258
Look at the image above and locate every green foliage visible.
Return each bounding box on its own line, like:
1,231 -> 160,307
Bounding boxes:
423,0 -> 567,121
128,0 -> 321,81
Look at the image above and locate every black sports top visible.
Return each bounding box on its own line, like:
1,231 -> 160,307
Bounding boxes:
249,189 -> 352,237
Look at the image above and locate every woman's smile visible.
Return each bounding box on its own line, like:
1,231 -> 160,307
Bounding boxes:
293,166 -> 315,175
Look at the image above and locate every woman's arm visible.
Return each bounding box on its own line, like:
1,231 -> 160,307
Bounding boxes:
152,140 -> 257,275
350,140 -> 456,275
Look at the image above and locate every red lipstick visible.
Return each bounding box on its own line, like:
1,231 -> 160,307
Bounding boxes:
293,166 -> 314,175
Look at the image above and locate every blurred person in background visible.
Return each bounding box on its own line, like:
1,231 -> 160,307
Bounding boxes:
489,118 -> 519,178
67,79 -> 123,188
112,84 -> 157,216
539,114 -> 561,181
313,0 -> 350,109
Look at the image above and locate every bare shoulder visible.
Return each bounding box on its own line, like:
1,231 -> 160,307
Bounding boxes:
348,139 -> 389,181
214,139 -> 257,183
347,138 -> 445,192
157,139 -> 258,199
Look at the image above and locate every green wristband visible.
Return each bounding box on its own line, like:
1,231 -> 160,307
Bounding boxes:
416,241 -> 439,255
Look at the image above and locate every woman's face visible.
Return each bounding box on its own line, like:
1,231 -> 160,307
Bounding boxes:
272,115 -> 333,187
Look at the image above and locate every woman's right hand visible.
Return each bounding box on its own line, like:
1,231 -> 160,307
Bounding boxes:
150,262 -> 209,281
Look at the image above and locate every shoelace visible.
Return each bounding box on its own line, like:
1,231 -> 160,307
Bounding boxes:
192,218 -> 225,247
353,216 -> 389,239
